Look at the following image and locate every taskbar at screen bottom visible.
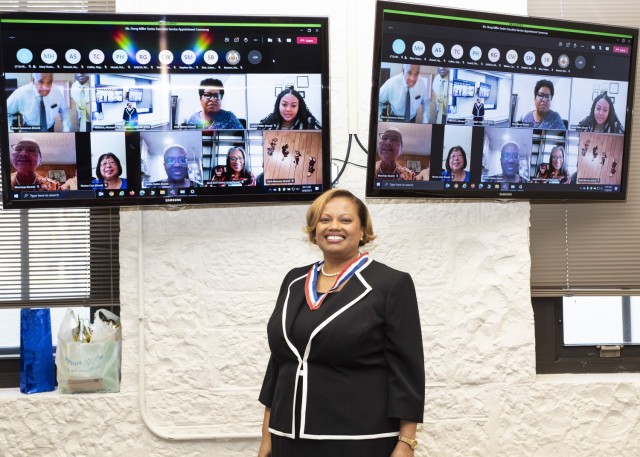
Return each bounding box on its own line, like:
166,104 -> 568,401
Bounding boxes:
5,184 -> 324,208
369,179 -> 624,201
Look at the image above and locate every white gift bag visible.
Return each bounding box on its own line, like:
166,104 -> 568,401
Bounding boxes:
55,308 -> 121,394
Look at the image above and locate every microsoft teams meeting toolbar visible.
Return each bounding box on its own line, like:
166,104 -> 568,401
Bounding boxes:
382,15 -> 632,81
0,19 -> 324,74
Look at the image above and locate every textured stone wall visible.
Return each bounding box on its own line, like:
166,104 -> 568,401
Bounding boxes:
3,164 -> 640,457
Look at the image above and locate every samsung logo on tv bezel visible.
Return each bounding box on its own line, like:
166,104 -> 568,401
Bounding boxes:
164,198 -> 183,203
499,192 -> 513,197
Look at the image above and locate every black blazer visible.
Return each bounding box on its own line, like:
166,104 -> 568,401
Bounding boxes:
259,259 -> 424,440
473,102 -> 485,118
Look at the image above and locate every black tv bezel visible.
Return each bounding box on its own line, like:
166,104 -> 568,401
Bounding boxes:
0,11 -> 331,209
366,1 -> 638,202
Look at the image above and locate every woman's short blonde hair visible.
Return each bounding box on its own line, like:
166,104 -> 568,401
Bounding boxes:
304,188 -> 376,246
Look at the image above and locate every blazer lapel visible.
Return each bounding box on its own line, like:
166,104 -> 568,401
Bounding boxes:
282,259 -> 375,358
308,259 -> 374,341
282,272 -> 307,359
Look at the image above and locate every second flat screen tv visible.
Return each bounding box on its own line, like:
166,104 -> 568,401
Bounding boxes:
367,1 -> 638,201
0,12 -> 330,209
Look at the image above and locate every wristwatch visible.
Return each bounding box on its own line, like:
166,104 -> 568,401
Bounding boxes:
398,435 -> 418,450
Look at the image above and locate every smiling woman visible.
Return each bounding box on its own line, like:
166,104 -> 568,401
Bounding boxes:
441,145 -> 470,182
219,146 -> 256,186
578,91 -> 624,134
258,188 -> 425,457
92,152 -> 127,190
257,87 -> 321,130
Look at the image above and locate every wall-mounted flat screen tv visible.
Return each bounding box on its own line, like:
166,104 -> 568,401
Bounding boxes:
128,88 -> 143,103
0,12 -> 330,209
478,82 -> 491,98
95,86 -> 124,103
452,79 -> 475,97
367,1 -> 637,201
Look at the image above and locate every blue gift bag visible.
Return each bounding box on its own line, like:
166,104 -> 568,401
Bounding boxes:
20,308 -> 55,394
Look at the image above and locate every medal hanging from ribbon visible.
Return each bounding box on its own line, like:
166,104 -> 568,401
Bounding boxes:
305,252 -> 369,311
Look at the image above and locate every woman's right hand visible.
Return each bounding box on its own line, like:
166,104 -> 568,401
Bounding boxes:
257,407 -> 272,457
257,436 -> 272,457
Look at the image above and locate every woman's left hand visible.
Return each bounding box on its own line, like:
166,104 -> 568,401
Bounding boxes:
393,421 -> 418,456
390,442 -> 415,457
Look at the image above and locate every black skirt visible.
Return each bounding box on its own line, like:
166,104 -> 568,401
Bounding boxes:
271,434 -> 398,457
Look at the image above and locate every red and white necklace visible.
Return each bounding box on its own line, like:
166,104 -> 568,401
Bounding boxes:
304,252 -> 369,311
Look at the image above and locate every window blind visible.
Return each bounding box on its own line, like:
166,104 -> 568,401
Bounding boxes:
529,1 -> 640,296
0,0 -> 119,309
0,205 -> 120,308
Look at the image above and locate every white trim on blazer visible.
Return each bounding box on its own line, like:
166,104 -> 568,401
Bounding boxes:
268,258 -> 384,440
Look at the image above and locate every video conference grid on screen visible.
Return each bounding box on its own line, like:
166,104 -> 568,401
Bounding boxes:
0,13 -> 330,208
367,2 -> 638,201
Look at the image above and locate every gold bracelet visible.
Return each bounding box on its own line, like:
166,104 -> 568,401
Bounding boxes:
398,435 -> 418,450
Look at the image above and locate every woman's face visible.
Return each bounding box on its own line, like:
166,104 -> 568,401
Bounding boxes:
279,94 -> 299,123
550,149 -> 564,171
314,197 -> 364,261
448,149 -> 465,173
534,85 -> 552,116
100,156 -> 120,181
201,86 -> 222,115
594,98 -> 610,126
228,149 -> 245,173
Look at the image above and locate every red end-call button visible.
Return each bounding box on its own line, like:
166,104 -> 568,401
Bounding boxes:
297,37 -> 318,45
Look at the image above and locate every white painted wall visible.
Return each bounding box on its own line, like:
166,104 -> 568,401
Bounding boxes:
2,1 -> 640,456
